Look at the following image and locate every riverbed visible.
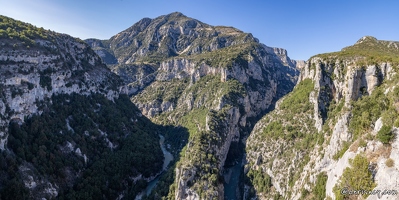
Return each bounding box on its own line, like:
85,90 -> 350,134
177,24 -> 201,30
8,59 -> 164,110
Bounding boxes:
144,134 -> 174,196
224,160 -> 242,200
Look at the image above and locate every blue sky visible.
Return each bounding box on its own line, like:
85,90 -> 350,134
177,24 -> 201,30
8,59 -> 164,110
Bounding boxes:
0,0 -> 398,60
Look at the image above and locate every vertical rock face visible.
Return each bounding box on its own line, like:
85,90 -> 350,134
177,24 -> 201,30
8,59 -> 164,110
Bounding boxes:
246,37 -> 399,200
0,23 -> 121,148
131,40 -> 298,200
87,12 -> 259,66
87,12 -> 300,199
0,16 -> 164,199
6,13 -> 399,200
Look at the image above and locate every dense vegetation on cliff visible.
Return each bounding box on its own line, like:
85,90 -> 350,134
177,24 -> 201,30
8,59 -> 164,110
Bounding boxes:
245,78 -> 321,199
313,36 -> 399,66
0,16 -> 164,199
0,15 -> 51,44
5,12 -> 399,200
85,12 -> 300,199
4,94 -> 163,199
246,36 -> 399,200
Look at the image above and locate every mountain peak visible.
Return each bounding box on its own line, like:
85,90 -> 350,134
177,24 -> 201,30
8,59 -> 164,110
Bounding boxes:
311,35 -> 399,63
355,35 -> 377,45
346,35 -> 399,54
161,12 -> 193,23
100,12 -> 262,65
166,11 -> 186,18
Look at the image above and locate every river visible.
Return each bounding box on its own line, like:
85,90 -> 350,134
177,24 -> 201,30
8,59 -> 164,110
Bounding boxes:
144,135 -> 174,196
140,135 -> 243,199
224,160 -> 242,200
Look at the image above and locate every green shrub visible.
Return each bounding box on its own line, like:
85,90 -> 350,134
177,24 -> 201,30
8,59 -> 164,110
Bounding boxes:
333,155 -> 376,200
0,15 -> 51,42
311,36 -> 399,66
6,93 -> 164,198
247,168 -> 272,194
359,139 -> 367,147
385,158 -> 394,167
280,79 -> 314,113
39,74 -> 52,90
262,121 -> 283,138
377,125 -> 394,144
349,87 -> 389,139
314,172 -> 328,200
381,107 -> 397,127
182,41 -> 257,69
333,141 -> 350,160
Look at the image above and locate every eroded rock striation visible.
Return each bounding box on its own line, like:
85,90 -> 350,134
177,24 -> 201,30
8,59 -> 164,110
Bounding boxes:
246,37 -> 399,200
0,15 -> 163,199
87,12 -> 300,199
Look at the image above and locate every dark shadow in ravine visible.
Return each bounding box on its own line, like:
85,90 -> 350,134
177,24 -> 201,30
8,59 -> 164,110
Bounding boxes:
142,125 -> 189,200
223,78 -> 299,200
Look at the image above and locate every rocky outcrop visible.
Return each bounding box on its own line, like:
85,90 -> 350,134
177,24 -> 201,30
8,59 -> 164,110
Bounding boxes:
162,43 -> 297,198
0,16 -> 164,199
301,58 -> 397,199
292,60 -> 306,69
298,57 -> 393,128
135,48 -> 285,118
157,58 -> 226,82
85,38 -> 117,64
369,128 -> 399,200
0,33 -> 121,153
86,12 -> 258,65
246,37 -> 399,200
86,12 -> 300,199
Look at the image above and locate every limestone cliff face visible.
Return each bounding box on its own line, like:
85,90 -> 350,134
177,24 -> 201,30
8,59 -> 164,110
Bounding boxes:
0,32 -> 121,150
134,48 -> 285,120
96,12 -> 258,64
245,37 -> 399,200
297,58 -> 395,199
85,38 -> 118,64
87,12 -> 300,199
0,16 -> 165,199
129,43 -> 301,123
135,43 -> 298,199
0,24 -> 122,199
298,57 -> 389,131
173,59 -> 282,196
